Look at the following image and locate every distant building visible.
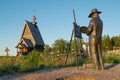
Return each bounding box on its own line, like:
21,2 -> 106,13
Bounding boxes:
82,42 -> 90,57
16,16 -> 45,56
82,42 -> 89,51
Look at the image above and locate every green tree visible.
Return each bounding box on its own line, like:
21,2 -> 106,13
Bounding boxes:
110,38 -> 114,50
102,35 -> 112,50
26,50 -> 41,70
102,35 -> 120,51
70,38 -> 84,53
4,47 -> 9,56
52,39 -> 67,54
111,35 -> 120,47
44,44 -> 51,54
102,35 -> 106,50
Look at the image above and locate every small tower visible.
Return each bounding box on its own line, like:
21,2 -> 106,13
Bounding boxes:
32,10 -> 37,24
32,15 -> 37,24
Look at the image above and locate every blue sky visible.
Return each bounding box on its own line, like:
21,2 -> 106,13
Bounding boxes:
0,0 -> 120,56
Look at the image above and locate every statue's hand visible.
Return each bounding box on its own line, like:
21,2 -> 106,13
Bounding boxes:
80,26 -> 89,35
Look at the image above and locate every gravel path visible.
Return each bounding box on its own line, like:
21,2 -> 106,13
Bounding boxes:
0,64 -> 120,80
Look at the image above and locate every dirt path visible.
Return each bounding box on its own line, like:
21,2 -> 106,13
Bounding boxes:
0,64 -> 120,80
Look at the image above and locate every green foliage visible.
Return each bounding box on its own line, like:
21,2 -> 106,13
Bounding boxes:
111,35 -> 120,47
52,39 -> 67,54
1,35 -> 120,76
103,53 -> 120,63
102,35 -> 120,51
27,50 -> 40,68
0,51 -> 120,76
71,39 -> 83,51
102,35 -> 112,50
19,50 -> 42,72
44,44 -> 51,54
0,57 -> 19,76
45,38 -> 84,54
0,52 -> 85,76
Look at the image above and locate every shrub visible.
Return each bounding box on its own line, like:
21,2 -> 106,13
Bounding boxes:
0,57 -> 19,76
2,52 -> 120,76
19,50 -> 43,72
103,53 -> 120,63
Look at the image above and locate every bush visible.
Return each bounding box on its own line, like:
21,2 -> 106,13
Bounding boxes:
0,57 -> 19,76
103,53 -> 120,63
1,51 -> 120,76
19,50 -> 43,72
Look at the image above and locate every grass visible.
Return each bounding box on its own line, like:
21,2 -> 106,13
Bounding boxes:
103,53 -> 120,63
0,56 -> 17,76
0,50 -> 120,76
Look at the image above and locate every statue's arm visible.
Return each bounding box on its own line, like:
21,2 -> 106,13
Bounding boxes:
87,20 -> 94,36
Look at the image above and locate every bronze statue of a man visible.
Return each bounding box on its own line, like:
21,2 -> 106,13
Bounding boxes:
80,8 -> 105,70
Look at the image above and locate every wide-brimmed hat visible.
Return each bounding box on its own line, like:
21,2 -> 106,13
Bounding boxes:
88,8 -> 101,18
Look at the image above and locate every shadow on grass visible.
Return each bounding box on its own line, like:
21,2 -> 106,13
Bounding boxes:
105,63 -> 119,70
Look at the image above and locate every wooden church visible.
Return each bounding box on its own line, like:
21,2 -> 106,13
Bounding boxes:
16,15 -> 45,56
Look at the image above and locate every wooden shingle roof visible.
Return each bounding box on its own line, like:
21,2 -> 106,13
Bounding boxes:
19,20 -> 45,46
26,21 -> 44,46
22,38 -> 34,47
